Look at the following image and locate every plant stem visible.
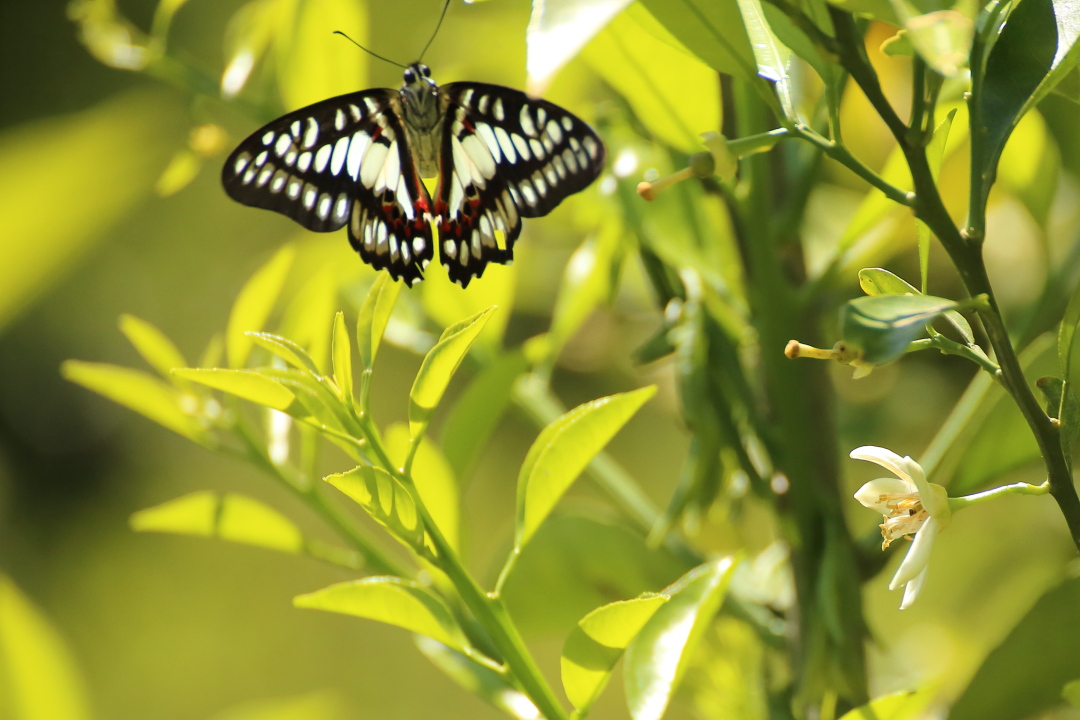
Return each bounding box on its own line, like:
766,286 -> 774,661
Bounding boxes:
830,8 -> 1080,551
949,480 -> 1050,510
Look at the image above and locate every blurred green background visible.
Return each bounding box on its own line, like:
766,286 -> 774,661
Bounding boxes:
4,1 -> 1080,719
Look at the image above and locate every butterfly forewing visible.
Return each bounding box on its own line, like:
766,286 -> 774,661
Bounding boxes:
222,90 -> 435,285
433,82 -> 606,286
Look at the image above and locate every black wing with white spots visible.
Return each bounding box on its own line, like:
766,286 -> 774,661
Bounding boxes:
222,90 -> 435,286
433,82 -> 606,287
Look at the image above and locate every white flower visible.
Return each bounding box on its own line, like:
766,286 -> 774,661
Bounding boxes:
851,446 -> 951,609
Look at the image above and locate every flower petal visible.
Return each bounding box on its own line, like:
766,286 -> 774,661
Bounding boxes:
850,446 -> 914,484
889,517 -> 938,590
854,477 -> 918,511
899,564 -> 929,609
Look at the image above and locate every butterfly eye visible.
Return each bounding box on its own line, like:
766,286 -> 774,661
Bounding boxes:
404,68 -> 416,83
420,65 -> 431,77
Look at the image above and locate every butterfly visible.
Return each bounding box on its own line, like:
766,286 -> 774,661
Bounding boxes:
221,62 -> 606,288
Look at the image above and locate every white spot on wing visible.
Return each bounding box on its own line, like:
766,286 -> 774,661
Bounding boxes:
476,123 -> 501,163
546,120 -> 563,144
334,108 -> 346,131
583,135 -> 599,160
314,145 -> 332,173
493,97 -> 505,121
347,131 -> 371,180
233,154 -> 250,175
290,120 -> 301,138
494,126 -> 517,163
262,131 -> 274,145
297,152 -> 312,172
303,117 -> 319,148
360,141 -> 389,188
303,185 -> 317,209
462,134 -> 496,179
519,105 -> 537,137
512,134 -> 531,161
331,135 -> 350,175
275,134 -> 291,156
255,150 -> 268,167
317,193 -> 332,219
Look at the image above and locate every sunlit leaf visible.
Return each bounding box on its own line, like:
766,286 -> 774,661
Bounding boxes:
838,689 -> 931,720
562,593 -> 668,711
858,266 -> 973,343
356,272 -> 401,371
221,0 -> 277,98
227,244 -> 295,368
950,575 -> 1080,720
173,368 -> 295,410
247,332 -> 322,374
131,491 -> 304,554
0,90 -> 182,331
421,260 -> 512,352
1061,278 -> 1080,380
970,0 -> 1080,213
324,465 -> 424,551
548,227 -> 621,364
441,350 -> 529,478
840,294 -> 959,365
735,0 -> 795,119
0,574 -> 91,720
274,0 -> 366,110
385,424 -> 459,551
415,637 -> 539,720
61,360 -> 207,442
527,0 -> 631,88
155,148 -> 201,196
1064,679 -> 1080,709
889,0 -> 974,77
118,314 -> 189,380
918,108 -> 958,292
294,577 -> 466,650
624,557 -> 739,720
580,4 -> 721,152
639,0 -> 758,80
331,311 -> 353,404
516,386 -> 656,550
409,307 -> 496,438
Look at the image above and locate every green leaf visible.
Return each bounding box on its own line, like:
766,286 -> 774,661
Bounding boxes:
61,360 -> 207,442
838,689 -> 931,720
526,0 -> 633,86
889,0 -> 974,77
172,368 -> 295,410
561,594 -> 669,712
247,332 -> 322,375
255,367 -> 350,432
409,307 -> 496,439
221,0 -> 276,98
385,424 -> 459,551
858,267 -> 973,343
639,0 -> 758,81
840,294 -> 959,365
131,491 -> 304,554
274,0 -> 367,110
441,350 -> 529,478
331,311 -> 353,404
421,260 -> 512,352
0,90 -> 182,332
415,637 -> 539,720
580,4 -> 722,152
324,465 -> 425,551
118,314 -> 188,380
950,575 -> 1080,720
918,108 -> 958,292
735,0 -> 795,119
227,244 -> 295,368
294,577 -> 466,650
516,386 -> 656,550
624,557 -> 740,720
0,574 -> 91,720
356,272 -> 401,371
1059,277 -> 1080,379
971,0 -> 1080,212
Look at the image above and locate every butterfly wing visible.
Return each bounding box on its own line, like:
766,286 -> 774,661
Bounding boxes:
222,90 -> 435,286
433,82 -> 606,287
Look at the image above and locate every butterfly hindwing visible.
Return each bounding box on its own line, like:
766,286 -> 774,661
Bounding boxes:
222,90 -> 434,285
434,82 -> 606,287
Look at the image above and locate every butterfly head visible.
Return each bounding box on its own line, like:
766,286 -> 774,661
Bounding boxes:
400,62 -> 440,130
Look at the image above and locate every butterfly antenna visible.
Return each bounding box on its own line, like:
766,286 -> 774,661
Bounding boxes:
333,31 -> 408,69
418,0 -> 452,62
